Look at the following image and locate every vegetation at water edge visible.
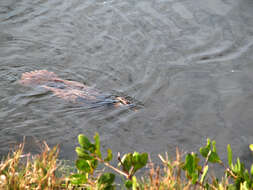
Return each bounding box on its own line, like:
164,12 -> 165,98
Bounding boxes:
1,133 -> 253,189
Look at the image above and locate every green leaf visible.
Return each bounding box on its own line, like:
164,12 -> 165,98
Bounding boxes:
243,170 -> 250,182
183,153 -> 201,183
104,149 -> 113,162
212,140 -> 217,152
78,134 -> 92,150
125,180 -> 133,189
120,153 -> 133,172
94,133 -> 102,158
140,153 -> 148,166
76,159 -> 91,173
89,159 -> 98,172
249,144 -> 253,152
227,144 -> 233,168
88,144 -> 96,153
237,158 -> 241,173
200,147 -> 209,158
200,165 -> 209,184
97,173 -> 115,190
132,152 -> 140,164
200,139 -> 220,163
183,153 -> 194,174
132,152 -> 148,173
98,173 -> 115,186
69,173 -> 87,185
200,139 -> 211,158
192,172 -> 199,184
192,153 -> 201,172
208,152 -> 221,163
75,147 -> 93,160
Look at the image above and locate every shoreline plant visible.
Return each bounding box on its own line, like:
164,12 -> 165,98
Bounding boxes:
0,133 -> 253,189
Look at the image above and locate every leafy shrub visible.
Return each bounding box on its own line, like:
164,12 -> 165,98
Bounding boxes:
68,133 -> 148,189
69,135 -> 253,190
1,133 -> 253,190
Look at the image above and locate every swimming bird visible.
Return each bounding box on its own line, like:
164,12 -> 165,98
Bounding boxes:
19,70 -> 131,108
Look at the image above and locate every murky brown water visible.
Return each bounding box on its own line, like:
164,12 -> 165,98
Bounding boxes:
1,0 -> 253,166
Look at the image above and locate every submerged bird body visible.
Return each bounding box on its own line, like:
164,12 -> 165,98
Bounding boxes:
19,70 -> 131,107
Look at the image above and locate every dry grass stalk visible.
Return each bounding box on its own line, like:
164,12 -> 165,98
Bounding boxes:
143,150 -> 198,190
0,142 -> 63,190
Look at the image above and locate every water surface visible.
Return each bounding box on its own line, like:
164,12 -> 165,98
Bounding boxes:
1,0 -> 253,166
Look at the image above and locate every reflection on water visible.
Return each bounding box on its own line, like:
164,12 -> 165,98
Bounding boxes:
1,0 -> 253,166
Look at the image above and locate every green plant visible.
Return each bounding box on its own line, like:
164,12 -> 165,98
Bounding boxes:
1,132 -> 253,190
178,138 -> 253,190
69,133 -> 148,189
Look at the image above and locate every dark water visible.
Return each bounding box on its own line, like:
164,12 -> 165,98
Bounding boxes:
1,0 -> 253,167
